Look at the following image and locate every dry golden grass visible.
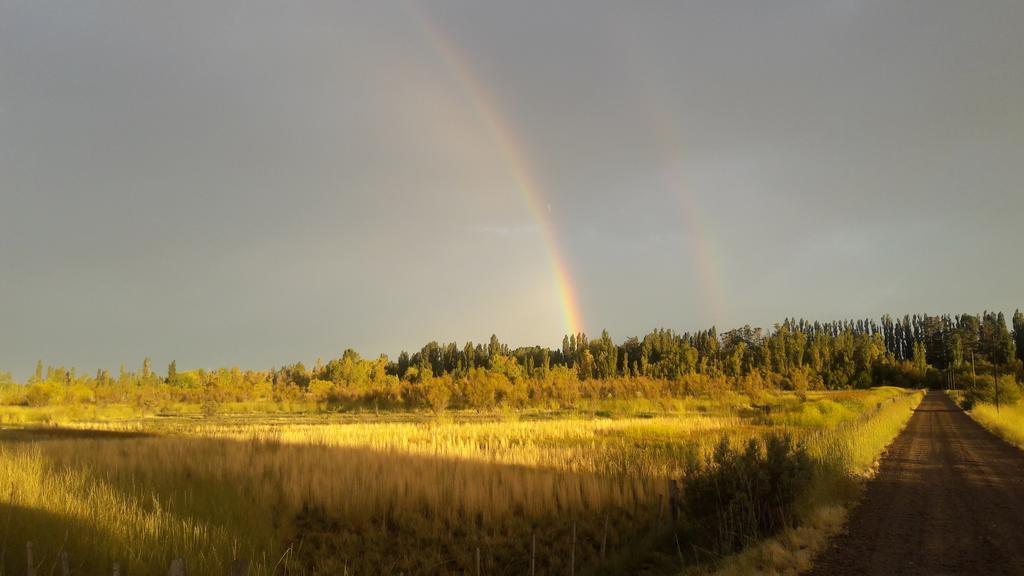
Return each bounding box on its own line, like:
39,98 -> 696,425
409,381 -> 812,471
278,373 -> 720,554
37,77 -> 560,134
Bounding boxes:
704,505 -> 848,576
1,432 -> 661,573
63,413 -> 741,476
968,401 -> 1024,448
1,428 -> 682,573
0,444 -> 240,574
0,388 -> 921,574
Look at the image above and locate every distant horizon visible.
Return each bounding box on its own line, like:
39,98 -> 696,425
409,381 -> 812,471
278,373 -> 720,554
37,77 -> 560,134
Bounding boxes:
7,307 -> 1019,382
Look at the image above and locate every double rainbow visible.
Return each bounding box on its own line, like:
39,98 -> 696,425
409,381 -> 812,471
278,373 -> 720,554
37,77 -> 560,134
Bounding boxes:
417,9 -> 728,335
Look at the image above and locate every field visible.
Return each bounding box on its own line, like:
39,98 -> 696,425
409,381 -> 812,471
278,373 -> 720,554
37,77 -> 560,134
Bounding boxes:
0,388 -> 922,575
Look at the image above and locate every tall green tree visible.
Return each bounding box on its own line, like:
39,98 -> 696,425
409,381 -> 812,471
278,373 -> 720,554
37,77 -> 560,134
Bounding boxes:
1013,310 -> 1024,363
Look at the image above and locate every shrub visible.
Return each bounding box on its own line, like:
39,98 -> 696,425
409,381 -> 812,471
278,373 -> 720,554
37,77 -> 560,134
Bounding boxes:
676,432 -> 813,557
201,400 -> 220,418
461,368 -> 506,410
960,394 -> 976,411
962,373 -> 1021,409
25,383 -> 58,407
306,379 -> 333,402
423,376 -> 451,413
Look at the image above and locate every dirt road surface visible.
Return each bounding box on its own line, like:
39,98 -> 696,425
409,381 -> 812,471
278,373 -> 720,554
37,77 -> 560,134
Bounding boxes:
809,391 -> 1024,575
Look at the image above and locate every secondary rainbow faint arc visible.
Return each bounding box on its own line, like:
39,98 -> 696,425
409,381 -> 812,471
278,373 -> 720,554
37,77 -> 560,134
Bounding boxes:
602,38 -> 726,328
665,139 -> 726,328
419,14 -> 585,337
639,81 -> 726,327
663,134 -> 729,325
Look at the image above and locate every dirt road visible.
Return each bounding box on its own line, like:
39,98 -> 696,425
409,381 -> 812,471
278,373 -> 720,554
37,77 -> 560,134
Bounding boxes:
809,391 -> 1024,575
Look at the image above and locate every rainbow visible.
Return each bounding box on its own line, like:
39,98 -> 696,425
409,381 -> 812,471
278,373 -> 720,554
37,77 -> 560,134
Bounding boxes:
664,136 -> 726,327
537,33 -> 725,329
626,75 -> 725,327
418,13 -> 584,336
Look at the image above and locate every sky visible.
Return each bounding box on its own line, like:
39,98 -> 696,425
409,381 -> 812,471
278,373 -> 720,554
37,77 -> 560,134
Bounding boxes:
2,1 -> 1023,379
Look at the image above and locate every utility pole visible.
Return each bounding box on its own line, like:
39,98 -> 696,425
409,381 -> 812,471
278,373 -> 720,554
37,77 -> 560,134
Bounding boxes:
972,351 -> 977,390
995,365 -> 1001,414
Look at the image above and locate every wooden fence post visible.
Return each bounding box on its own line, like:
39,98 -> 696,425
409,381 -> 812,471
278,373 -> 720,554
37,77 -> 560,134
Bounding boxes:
669,479 -> 681,524
601,513 -> 609,560
112,563 -> 120,576
570,521 -> 576,576
229,558 -> 251,576
59,549 -> 70,576
168,556 -> 186,576
531,533 -> 536,576
659,491 -> 667,528
26,541 -> 34,576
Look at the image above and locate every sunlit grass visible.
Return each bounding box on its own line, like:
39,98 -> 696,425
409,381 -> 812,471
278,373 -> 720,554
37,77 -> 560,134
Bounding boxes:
968,401 -> 1024,448
0,445 -> 241,574
0,388 -> 922,574
806,387 -> 924,477
0,429 -> 664,574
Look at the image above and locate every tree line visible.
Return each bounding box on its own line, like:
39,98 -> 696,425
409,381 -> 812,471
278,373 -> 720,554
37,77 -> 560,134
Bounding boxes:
4,311 -> 1022,412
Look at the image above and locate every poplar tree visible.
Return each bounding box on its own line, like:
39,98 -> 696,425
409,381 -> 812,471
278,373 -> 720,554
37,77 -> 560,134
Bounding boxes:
1013,310 -> 1024,363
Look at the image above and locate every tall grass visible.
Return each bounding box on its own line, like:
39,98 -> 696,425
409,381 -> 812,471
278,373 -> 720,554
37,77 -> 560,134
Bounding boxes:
0,446 -> 240,574
806,388 -> 925,477
968,401 -> 1024,448
62,414 -> 742,478
0,430 -> 669,574
0,389 -> 923,574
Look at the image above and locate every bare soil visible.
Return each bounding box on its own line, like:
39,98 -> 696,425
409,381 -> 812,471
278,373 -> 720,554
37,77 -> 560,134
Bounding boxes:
808,391 -> 1024,575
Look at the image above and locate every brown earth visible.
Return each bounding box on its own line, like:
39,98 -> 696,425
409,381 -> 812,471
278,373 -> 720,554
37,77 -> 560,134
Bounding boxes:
808,390 -> 1024,575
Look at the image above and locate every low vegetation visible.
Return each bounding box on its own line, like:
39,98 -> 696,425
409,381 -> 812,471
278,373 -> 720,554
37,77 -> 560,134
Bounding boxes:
693,388 -> 924,575
0,388 -> 922,574
969,402 -> 1024,447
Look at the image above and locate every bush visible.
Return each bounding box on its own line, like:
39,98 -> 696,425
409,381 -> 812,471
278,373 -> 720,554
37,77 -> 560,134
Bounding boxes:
961,373 -> 1021,409
25,383 -> 58,407
306,379 -> 333,402
960,394 -> 976,411
423,376 -> 451,413
201,400 -> 220,417
676,433 -> 813,557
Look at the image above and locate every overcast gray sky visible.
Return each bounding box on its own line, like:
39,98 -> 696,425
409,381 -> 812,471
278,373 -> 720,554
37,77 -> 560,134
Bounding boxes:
2,0 -> 1023,378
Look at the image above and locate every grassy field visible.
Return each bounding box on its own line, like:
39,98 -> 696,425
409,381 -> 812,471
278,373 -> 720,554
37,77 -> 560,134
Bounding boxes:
966,400 -> 1024,448
0,388 -> 921,575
